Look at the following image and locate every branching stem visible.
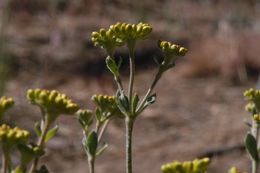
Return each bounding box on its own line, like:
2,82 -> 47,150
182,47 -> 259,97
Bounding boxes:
29,116 -> 51,173
252,121 -> 259,173
125,117 -> 134,173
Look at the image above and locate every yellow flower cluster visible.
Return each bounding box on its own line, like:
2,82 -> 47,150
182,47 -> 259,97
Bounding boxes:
27,89 -> 79,117
158,40 -> 188,57
229,167 -> 247,173
0,96 -> 14,118
91,22 -> 152,54
92,94 -> 123,119
109,22 -> 152,41
244,89 -> 260,119
0,124 -> 30,145
244,88 -> 260,101
161,158 -> 210,173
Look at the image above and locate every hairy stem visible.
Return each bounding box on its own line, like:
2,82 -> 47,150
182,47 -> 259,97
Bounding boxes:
137,68 -> 163,113
2,150 -> 8,173
98,120 -> 110,142
88,157 -> 95,173
252,121 -> 259,173
29,117 -> 51,173
128,44 -> 135,110
125,117 -> 134,173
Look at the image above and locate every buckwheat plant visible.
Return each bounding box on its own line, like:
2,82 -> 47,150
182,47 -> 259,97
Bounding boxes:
92,22 -> 188,173
78,94 -> 123,173
26,89 -> 80,173
244,88 -> 260,173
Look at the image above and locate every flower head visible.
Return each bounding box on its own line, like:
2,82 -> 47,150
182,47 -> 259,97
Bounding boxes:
92,22 -> 152,55
77,109 -> 93,131
91,28 -> 124,55
92,94 -> 124,121
27,89 -> 80,121
109,22 -> 152,42
0,124 -> 30,148
244,88 -> 260,113
161,158 -> 210,173
158,40 -> 188,61
0,96 -> 14,119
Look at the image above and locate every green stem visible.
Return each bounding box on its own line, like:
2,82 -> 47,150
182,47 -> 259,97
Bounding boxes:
88,157 -> 95,173
29,117 -> 51,173
115,77 -> 124,93
128,43 -> 135,111
2,150 -> 8,173
125,117 -> 134,173
252,121 -> 259,173
98,120 -> 110,142
136,68 -> 163,113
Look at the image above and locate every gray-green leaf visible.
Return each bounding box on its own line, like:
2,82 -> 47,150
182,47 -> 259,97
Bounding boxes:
44,125 -> 59,143
138,93 -> 156,114
245,132 -> 259,161
106,56 -> 119,77
85,131 -> 98,157
34,122 -> 42,137
115,90 -> 129,114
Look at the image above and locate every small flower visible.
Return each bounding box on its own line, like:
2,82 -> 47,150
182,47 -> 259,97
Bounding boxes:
244,88 -> 260,113
0,96 -> 14,119
27,89 -> 80,122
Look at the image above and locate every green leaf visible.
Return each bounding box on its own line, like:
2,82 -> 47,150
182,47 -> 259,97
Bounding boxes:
85,131 -> 98,157
44,125 -> 59,143
115,90 -> 129,114
17,144 -> 35,165
34,122 -> 42,137
138,93 -> 156,114
95,108 -> 102,122
245,132 -> 259,161
106,56 -> 119,77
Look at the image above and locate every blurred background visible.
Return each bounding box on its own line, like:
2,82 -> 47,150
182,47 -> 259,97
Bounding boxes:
1,0 -> 260,172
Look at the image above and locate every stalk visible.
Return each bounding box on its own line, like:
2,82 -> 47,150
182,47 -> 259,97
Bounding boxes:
98,120 -> 110,142
125,117 -> 134,173
1,150 -> 8,173
137,68 -> 163,113
252,121 -> 259,173
88,157 -> 95,173
127,43 -> 135,107
29,117 -> 51,173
